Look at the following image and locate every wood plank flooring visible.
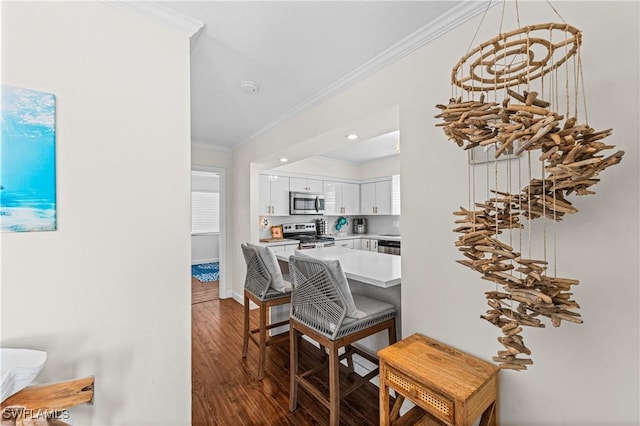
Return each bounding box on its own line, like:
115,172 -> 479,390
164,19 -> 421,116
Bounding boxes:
192,277 -> 219,305
192,297 -> 387,425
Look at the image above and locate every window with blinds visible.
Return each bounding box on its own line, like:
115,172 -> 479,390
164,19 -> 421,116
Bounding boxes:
192,191 -> 219,234
191,170 -> 220,234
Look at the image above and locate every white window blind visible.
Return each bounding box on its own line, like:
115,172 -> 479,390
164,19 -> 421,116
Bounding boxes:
191,191 -> 219,233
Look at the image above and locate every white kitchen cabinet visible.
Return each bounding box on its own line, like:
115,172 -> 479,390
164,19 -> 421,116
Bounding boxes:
392,174 -> 401,215
259,174 -> 290,216
290,177 -> 323,193
341,183 -> 360,215
360,179 -> 392,215
336,239 -> 355,249
324,181 -> 360,215
269,243 -> 298,256
352,238 -> 362,250
361,238 -> 379,252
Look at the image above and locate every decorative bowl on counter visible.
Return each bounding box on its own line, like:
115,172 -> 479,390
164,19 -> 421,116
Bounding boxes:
1,348 -> 47,402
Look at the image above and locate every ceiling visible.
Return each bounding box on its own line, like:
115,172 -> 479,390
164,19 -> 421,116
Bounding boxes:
122,1 -> 487,162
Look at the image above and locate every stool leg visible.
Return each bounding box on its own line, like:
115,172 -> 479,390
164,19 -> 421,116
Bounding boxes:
289,326 -> 299,412
388,319 -> 397,345
242,294 -> 250,358
328,343 -> 340,426
345,345 -> 355,373
258,302 -> 267,380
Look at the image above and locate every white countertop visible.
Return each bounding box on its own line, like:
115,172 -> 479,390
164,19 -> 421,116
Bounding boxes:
276,246 -> 401,288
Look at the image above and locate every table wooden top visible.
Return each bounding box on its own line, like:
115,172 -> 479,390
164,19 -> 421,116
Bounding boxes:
378,333 -> 499,401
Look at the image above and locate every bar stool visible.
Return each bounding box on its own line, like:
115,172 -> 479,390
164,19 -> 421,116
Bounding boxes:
241,243 -> 292,380
288,254 -> 397,425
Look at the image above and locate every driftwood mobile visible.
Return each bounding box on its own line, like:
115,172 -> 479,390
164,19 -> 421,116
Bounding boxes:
435,9 -> 624,370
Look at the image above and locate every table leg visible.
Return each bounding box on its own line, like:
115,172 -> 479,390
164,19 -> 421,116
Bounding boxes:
379,363 -> 390,426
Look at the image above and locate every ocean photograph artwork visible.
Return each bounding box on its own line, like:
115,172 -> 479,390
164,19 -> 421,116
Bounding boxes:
1,85 -> 57,232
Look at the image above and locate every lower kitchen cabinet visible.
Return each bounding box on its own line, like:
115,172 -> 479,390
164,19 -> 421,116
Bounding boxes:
267,243 -> 298,256
335,239 -> 355,249
361,239 -> 378,251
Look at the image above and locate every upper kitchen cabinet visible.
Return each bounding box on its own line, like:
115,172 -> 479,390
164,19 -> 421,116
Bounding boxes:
361,179 -> 392,215
259,174 -> 290,216
324,181 -> 360,215
290,177 -> 323,193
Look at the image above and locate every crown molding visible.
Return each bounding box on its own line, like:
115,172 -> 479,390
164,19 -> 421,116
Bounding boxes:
240,1 -> 494,146
105,1 -> 204,38
192,141 -> 232,153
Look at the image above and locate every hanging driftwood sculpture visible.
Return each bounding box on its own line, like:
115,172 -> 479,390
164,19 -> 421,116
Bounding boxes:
435,22 -> 624,370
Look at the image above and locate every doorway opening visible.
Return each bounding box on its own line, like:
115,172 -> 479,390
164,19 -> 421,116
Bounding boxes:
191,167 -> 227,303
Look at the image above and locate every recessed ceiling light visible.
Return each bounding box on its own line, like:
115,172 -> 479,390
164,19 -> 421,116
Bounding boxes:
346,133 -> 358,140
279,157 -> 288,162
240,81 -> 258,93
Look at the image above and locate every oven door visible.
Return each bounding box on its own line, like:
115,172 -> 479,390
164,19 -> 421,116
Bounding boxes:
289,192 -> 325,215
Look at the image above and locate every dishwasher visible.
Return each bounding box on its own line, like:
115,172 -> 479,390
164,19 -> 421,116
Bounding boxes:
377,239 -> 401,255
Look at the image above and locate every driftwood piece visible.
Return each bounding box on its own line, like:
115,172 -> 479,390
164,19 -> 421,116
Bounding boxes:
1,377 -> 94,426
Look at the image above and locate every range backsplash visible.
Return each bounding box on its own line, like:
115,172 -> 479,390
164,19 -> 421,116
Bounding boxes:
259,214 -> 399,239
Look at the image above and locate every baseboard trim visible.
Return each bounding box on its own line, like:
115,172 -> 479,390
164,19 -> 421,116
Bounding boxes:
192,258 -> 219,265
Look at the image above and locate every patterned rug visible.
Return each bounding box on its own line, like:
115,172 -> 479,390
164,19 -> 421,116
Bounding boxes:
191,262 -> 220,283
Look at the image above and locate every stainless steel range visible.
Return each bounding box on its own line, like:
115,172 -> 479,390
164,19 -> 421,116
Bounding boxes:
282,222 -> 335,249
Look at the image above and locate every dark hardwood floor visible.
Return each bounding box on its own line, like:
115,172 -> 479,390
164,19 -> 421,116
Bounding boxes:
192,277 -> 219,305
191,296 -> 387,425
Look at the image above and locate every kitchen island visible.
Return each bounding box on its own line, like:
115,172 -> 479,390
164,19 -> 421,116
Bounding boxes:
273,246 -> 401,364
274,246 -> 400,288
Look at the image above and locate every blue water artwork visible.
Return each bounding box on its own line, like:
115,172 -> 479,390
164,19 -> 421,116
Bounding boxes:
1,85 -> 57,232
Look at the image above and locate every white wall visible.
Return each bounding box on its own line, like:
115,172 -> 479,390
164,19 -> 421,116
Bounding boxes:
1,3 -> 192,425
192,143 -> 232,170
230,2 -> 639,424
400,3 -> 638,424
192,234 -> 220,264
359,155 -> 400,180
274,156 -> 361,180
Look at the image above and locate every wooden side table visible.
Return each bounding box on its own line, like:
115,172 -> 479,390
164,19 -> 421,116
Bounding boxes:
378,333 -> 499,426
1,376 -> 94,426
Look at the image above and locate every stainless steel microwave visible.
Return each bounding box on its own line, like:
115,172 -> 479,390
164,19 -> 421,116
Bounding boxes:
290,192 -> 325,215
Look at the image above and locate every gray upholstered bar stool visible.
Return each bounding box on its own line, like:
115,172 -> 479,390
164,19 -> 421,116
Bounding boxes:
288,254 -> 397,425
241,243 -> 292,380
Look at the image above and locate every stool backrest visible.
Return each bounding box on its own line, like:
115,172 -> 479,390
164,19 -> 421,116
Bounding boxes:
241,243 -> 276,300
289,255 -> 351,339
